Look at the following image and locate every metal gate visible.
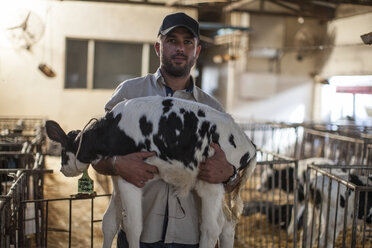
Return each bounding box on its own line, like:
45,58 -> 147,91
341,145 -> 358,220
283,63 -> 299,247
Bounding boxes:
22,193 -> 111,248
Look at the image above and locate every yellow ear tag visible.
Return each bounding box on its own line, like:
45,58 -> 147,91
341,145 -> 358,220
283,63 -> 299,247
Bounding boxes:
78,169 -> 94,194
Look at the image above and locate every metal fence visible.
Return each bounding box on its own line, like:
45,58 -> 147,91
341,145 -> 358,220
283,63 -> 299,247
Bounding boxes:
303,164 -> 372,248
239,122 -> 301,158
237,122 -> 372,248
240,122 -> 372,165
236,150 -> 300,248
0,117 -> 49,248
0,168 -> 53,248
299,128 -> 371,165
23,193 -> 111,248
0,117 -> 46,154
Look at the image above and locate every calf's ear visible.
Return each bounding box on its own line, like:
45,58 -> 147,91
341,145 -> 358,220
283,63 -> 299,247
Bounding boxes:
45,120 -> 68,146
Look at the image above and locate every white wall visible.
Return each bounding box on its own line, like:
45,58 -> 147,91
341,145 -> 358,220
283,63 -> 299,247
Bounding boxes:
231,75 -> 313,122
0,0 -> 197,130
228,15 -> 320,122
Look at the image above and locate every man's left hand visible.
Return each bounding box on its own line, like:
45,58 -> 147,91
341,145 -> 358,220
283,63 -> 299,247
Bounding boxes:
197,143 -> 234,184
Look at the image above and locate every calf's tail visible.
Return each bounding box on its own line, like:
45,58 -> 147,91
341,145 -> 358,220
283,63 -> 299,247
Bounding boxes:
226,156 -> 257,222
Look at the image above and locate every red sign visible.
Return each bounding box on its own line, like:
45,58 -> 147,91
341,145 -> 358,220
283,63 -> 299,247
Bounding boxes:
336,86 -> 372,94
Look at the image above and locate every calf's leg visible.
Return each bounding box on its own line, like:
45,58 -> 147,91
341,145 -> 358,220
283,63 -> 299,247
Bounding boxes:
102,177 -> 121,248
218,215 -> 235,248
117,178 -> 143,248
195,181 -> 224,248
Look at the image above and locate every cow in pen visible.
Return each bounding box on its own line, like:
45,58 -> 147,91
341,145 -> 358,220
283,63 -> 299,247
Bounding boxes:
256,157 -> 335,234
304,171 -> 372,248
45,95 -> 257,248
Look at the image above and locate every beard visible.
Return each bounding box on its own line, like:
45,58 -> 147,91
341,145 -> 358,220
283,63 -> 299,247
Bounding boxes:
161,54 -> 195,77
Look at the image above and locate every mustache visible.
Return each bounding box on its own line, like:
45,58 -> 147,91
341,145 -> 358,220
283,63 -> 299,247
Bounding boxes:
171,54 -> 187,59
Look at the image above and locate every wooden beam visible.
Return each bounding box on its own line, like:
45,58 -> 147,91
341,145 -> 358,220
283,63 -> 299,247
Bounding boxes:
223,0 -> 258,12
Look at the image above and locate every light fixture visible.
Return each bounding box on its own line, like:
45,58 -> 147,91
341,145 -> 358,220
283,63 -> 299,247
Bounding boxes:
361,32 -> 372,45
38,63 -> 56,77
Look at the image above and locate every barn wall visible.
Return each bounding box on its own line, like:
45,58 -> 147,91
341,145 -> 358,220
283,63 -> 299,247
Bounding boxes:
230,15 -> 321,122
320,12 -> 372,76
229,12 -> 372,122
0,0 -> 197,130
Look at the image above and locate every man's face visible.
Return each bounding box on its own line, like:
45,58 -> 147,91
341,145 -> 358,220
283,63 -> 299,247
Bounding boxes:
155,27 -> 201,77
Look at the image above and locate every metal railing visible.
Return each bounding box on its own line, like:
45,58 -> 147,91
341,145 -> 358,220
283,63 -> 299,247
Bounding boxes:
303,164 -> 372,248
236,150 -> 299,248
0,168 -> 53,248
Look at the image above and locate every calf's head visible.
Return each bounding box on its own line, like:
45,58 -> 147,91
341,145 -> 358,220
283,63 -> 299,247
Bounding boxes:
45,120 -> 89,177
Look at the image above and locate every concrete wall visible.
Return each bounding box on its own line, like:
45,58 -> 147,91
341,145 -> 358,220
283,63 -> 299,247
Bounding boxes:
0,0 -> 197,130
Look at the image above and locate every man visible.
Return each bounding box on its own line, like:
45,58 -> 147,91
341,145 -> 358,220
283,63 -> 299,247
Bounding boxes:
92,12 -> 240,248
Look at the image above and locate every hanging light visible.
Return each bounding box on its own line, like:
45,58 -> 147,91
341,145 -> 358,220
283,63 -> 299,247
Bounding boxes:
38,63 -> 56,77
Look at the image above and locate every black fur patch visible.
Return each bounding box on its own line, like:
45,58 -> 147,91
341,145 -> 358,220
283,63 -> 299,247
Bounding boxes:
298,185 -> 305,202
197,110 -> 206,117
263,167 -> 295,192
239,152 -> 251,170
302,171 -> 307,184
202,146 -> 209,159
229,134 -> 236,148
152,110 -> 200,170
340,195 -> 346,208
209,124 -> 220,145
76,112 -> 146,163
145,139 -> 151,150
199,121 -> 210,138
162,99 -> 173,113
62,130 -> 80,165
310,186 -> 322,207
139,116 -> 153,136
349,175 -> 372,222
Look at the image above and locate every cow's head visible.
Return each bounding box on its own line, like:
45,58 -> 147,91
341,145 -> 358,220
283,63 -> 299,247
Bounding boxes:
45,120 -> 89,177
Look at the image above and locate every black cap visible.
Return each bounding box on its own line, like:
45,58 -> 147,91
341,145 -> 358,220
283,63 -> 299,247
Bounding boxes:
158,12 -> 200,38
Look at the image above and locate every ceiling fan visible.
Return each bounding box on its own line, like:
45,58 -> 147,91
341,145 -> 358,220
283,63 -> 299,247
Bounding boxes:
6,10 -> 45,50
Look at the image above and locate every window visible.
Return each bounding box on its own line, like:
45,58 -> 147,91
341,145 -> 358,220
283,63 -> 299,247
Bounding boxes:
65,39 -> 88,89
321,75 -> 372,124
65,38 -> 159,89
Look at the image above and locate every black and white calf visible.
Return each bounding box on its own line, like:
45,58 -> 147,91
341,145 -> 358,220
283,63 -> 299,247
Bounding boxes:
304,172 -> 372,248
45,96 -> 257,248
256,157 -> 335,234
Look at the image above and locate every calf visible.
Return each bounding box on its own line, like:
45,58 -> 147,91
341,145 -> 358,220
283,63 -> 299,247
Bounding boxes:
304,172 -> 372,248
256,157 -> 335,234
45,95 -> 256,248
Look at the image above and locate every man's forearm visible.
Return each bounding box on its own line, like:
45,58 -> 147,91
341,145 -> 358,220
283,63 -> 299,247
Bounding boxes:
91,157 -> 117,175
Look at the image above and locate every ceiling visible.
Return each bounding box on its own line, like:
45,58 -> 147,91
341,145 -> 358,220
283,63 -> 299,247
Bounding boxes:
67,0 -> 372,21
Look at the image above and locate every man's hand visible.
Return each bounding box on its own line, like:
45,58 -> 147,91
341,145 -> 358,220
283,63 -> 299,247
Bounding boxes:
114,152 -> 158,188
197,143 -> 234,184
92,152 -> 158,188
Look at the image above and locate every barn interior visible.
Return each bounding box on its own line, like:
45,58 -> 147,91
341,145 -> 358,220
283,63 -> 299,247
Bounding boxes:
1,0 -> 372,247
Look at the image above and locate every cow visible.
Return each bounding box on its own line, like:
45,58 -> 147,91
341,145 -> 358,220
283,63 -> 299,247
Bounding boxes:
45,95 -> 257,248
256,157 -> 335,234
304,172 -> 372,248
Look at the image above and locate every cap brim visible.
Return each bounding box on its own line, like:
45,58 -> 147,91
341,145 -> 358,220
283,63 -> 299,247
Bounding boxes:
159,25 -> 198,38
